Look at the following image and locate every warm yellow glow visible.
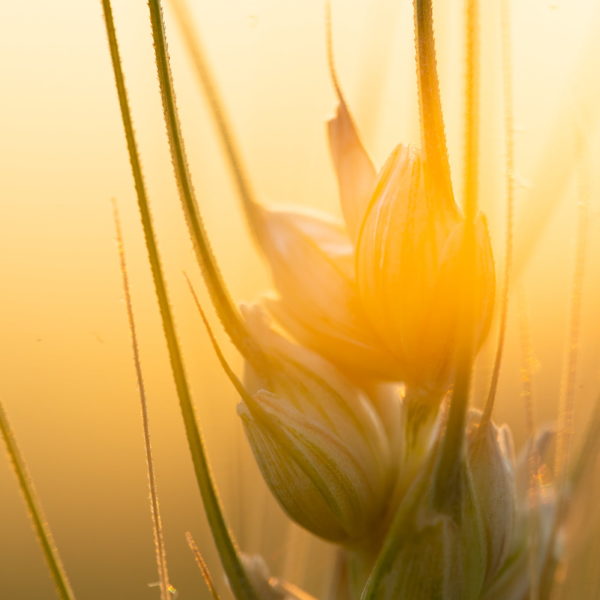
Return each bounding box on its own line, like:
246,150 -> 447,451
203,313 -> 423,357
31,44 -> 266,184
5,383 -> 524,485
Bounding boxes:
1,1 -> 600,598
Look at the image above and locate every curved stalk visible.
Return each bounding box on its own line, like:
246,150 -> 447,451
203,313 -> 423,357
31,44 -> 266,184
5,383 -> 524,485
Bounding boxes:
100,3 -> 259,598
0,402 -> 75,600
413,0 -> 454,202
147,0 -> 255,359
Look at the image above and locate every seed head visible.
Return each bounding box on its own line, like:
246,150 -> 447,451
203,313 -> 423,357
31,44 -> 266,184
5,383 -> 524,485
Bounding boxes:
364,454 -> 488,600
238,305 -> 393,543
356,145 -> 495,391
467,415 -> 517,583
254,205 -> 399,379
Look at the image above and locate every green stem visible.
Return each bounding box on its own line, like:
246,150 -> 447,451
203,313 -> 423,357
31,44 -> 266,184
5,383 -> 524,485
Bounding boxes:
0,402 -> 75,600
147,0 -> 254,358
413,0 -> 454,202
100,3 -> 258,599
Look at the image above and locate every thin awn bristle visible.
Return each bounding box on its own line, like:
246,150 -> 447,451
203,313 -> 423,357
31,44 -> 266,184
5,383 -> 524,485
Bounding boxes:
517,289 -> 536,450
517,287 -> 541,600
186,532 -> 222,600
462,0 -> 480,223
102,2 -> 258,598
555,130 -> 590,482
481,0 -> 515,425
112,199 -> 172,600
166,0 -> 262,239
0,403 -> 76,600
184,275 -> 252,403
184,277 -> 275,587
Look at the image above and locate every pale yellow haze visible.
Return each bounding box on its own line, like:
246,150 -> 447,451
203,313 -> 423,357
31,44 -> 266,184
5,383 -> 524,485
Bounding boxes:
1,1 -> 600,598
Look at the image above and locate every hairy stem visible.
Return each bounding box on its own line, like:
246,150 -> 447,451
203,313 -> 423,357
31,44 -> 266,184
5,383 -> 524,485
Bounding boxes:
100,2 -> 258,598
0,402 -> 75,600
147,0 -> 254,358
413,0 -> 454,202
186,532 -> 223,600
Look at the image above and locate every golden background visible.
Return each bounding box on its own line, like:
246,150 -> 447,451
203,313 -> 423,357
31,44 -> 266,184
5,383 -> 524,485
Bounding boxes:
1,0 -> 600,598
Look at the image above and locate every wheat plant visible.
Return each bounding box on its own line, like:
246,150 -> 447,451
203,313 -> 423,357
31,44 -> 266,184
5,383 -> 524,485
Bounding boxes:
1,0 -> 600,599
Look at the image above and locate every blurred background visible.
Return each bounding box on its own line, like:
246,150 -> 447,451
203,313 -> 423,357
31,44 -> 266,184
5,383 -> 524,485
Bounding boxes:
1,0 -> 600,598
